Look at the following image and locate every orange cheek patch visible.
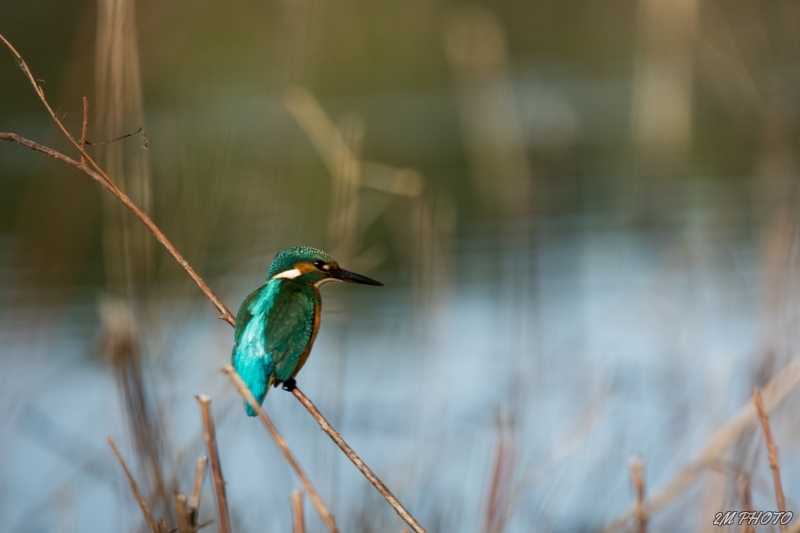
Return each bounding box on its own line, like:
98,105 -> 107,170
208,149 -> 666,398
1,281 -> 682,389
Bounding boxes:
294,262 -> 316,274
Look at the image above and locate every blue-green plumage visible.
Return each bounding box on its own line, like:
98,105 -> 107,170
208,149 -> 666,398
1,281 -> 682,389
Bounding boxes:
232,246 -> 382,416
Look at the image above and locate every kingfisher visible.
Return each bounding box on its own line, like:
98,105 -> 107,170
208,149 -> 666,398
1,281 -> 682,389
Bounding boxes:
232,246 -> 383,416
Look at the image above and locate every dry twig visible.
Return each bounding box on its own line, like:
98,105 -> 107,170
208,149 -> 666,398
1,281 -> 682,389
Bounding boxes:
291,490 -> 305,533
86,126 -> 143,146
291,388 -> 426,533
0,129 -> 233,325
629,457 -> 647,533
108,437 -> 158,533
197,395 -> 231,533
222,366 -> 338,533
753,387 -> 787,532
0,34 -> 120,192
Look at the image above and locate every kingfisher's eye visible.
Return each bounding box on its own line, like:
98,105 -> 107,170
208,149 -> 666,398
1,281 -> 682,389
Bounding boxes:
313,260 -> 325,269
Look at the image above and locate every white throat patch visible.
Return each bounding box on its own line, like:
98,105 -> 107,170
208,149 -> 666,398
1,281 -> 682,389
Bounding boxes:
314,277 -> 339,288
271,268 -> 302,280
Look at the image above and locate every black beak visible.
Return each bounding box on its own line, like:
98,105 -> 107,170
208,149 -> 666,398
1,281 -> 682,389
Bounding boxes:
334,268 -> 384,286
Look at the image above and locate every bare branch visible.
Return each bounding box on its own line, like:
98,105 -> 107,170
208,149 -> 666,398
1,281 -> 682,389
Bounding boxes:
0,131 -> 236,325
222,365 -> 339,533
291,387 -> 426,533
108,437 -> 159,533
197,395 -> 231,533
753,388 -> 787,532
0,33 -> 120,191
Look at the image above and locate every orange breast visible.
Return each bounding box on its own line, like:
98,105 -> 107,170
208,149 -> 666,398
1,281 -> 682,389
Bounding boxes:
291,292 -> 321,379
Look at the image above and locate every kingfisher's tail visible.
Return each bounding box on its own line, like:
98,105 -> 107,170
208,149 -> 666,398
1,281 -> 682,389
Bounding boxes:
244,375 -> 275,417
245,401 -> 259,417
233,348 -> 274,417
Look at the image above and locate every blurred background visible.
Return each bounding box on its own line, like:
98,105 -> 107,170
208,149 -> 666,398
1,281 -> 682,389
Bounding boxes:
2,0 -> 800,531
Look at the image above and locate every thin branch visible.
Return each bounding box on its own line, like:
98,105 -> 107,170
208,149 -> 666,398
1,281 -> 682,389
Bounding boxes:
0,33 -> 120,192
0,132 -> 236,325
197,395 -> 231,533
629,457 -> 647,533
222,365 -> 339,533
291,490 -> 305,533
753,387 -> 787,532
190,456 -> 208,526
108,437 -> 159,533
87,126 -> 143,146
80,97 -> 88,163
1,132 -> 114,192
291,387 -> 426,533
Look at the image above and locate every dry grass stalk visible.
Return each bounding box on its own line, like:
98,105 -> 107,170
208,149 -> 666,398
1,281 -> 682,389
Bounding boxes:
108,437 -> 158,533
95,0 -> 154,297
197,395 -> 231,533
222,366 -> 339,533
291,490 -> 305,533
600,355 -> 800,532
629,457 -> 647,533
190,456 -> 208,527
290,387 -> 426,533
481,415 -> 516,533
0,34 -> 427,533
443,6 -> 532,215
753,388 -> 787,532
101,297 -> 171,518
175,491 -> 191,533
736,471 -> 754,533
80,96 -> 89,163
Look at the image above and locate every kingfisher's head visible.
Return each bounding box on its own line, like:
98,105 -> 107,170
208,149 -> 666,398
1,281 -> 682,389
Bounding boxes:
267,246 -> 383,288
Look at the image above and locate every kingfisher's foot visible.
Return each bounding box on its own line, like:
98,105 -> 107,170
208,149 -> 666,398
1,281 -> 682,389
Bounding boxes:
282,378 -> 297,391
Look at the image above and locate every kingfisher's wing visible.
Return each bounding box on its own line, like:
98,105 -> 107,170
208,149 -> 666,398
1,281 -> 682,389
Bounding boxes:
232,283 -> 276,416
262,281 -> 319,383
232,280 -> 318,416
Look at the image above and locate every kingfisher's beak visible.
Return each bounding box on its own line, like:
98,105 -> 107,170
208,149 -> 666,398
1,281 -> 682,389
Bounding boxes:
334,268 -> 384,286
